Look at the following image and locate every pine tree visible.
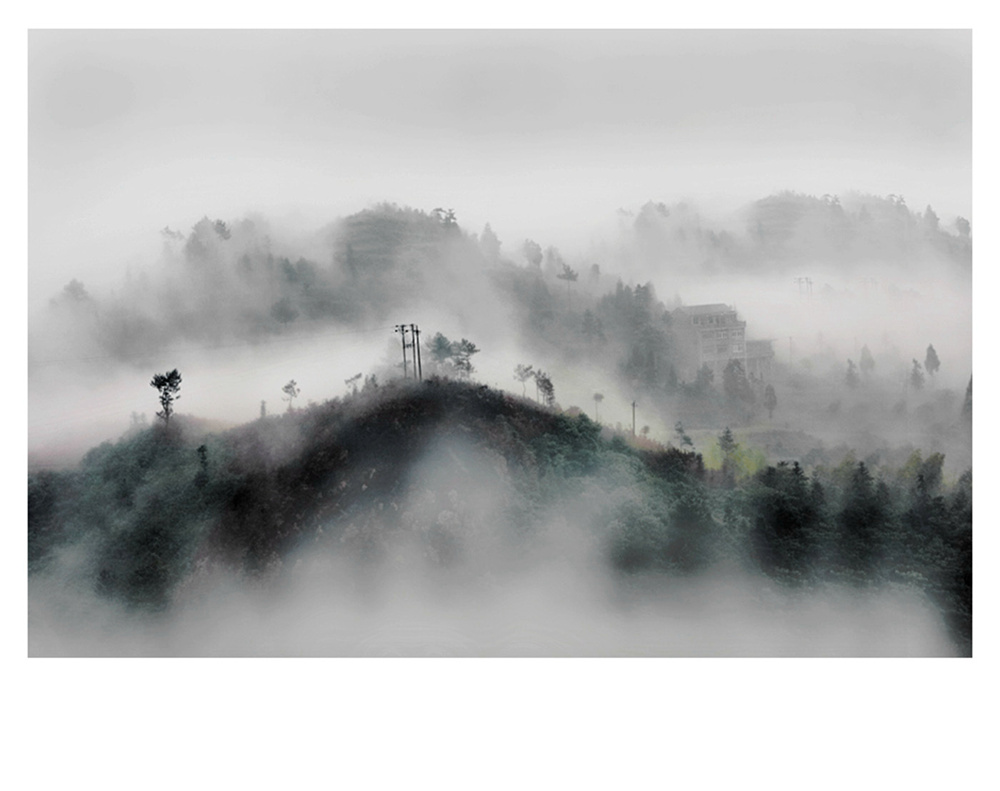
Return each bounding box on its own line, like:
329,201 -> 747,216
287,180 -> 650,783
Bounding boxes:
150,369 -> 182,426
536,371 -> 555,406
924,344 -> 940,377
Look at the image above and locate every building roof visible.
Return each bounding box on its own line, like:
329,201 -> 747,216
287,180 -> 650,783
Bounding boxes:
674,303 -> 733,315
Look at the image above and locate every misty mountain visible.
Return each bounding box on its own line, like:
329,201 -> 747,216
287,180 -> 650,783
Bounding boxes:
29,377 -> 971,656
34,192 -> 971,365
30,190 -> 973,486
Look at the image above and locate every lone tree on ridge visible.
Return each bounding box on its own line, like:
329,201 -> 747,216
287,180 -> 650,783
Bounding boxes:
150,369 -> 182,426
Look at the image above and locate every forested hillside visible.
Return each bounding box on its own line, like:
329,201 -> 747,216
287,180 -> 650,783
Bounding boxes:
29,378 -> 971,655
29,193 -> 973,656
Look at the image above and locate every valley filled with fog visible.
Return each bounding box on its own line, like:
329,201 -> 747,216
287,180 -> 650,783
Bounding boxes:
28,30 -> 972,657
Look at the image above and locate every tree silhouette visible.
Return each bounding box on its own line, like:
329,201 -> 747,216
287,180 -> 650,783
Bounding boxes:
837,462 -> 888,573
521,239 -> 543,268
718,427 -> 739,486
479,223 -> 501,262
557,263 -> 579,303
763,384 -> 777,419
428,333 -> 454,367
592,392 -> 604,421
513,364 -> 535,396
282,379 -> 301,411
536,371 -> 555,407
150,369 -> 181,426
432,207 -> 458,231
925,344 -> 940,377
910,360 -> 925,391
451,339 -> 480,379
718,426 -> 738,456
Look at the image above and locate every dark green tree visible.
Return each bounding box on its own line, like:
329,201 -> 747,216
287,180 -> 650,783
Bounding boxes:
749,461 -> 822,578
150,369 -> 182,426
837,462 -> 890,574
718,426 -> 739,486
536,371 -> 555,407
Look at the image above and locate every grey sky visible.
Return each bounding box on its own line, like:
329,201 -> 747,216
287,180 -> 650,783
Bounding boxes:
29,29 -> 971,302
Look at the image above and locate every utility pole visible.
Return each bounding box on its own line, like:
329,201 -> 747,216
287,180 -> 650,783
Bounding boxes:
394,324 -> 424,381
631,401 -> 636,436
395,324 -> 409,379
410,324 -> 422,381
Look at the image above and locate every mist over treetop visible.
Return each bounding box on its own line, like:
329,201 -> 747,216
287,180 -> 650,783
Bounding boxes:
34,191 -> 970,364
28,375 -> 971,656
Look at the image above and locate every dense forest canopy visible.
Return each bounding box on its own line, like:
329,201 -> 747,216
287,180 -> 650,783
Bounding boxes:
29,377 -> 971,656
